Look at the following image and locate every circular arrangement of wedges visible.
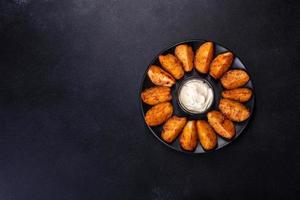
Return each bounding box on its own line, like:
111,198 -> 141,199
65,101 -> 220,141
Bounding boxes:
141,41 -> 253,152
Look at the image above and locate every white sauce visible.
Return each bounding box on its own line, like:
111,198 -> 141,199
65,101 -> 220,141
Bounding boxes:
178,79 -> 214,114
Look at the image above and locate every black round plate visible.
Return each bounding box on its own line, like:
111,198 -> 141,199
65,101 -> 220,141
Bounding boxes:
139,39 -> 255,154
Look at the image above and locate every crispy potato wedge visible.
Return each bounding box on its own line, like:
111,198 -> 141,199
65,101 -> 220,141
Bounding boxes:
147,65 -> 175,87
221,88 -> 252,102
196,120 -> 217,150
220,69 -> 250,89
174,44 -> 194,72
145,102 -> 173,126
194,42 -> 214,74
207,111 -> 235,139
161,116 -> 187,143
209,52 -> 234,79
141,86 -> 172,105
219,98 -> 250,122
159,54 -> 184,79
179,120 -> 198,151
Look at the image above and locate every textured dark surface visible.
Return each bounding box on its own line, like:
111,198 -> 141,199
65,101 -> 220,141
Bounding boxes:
0,0 -> 299,199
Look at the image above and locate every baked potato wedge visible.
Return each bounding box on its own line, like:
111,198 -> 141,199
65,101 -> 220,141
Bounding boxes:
174,44 -> 194,72
221,88 -> 252,102
219,98 -> 250,122
159,54 -> 184,79
196,120 -> 217,150
147,65 -> 175,87
207,111 -> 235,139
209,52 -> 234,79
145,102 -> 173,126
161,116 -> 187,143
194,42 -> 214,74
220,69 -> 250,89
180,120 -> 198,151
141,86 -> 172,105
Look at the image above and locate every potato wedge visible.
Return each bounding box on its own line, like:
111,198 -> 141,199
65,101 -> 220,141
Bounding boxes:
159,54 -> 184,79
145,102 -> 173,126
220,69 -> 250,89
221,88 -> 252,102
180,120 -> 198,151
219,98 -> 250,122
196,120 -> 217,150
141,86 -> 172,105
161,116 -> 187,143
209,52 -> 233,79
174,44 -> 194,72
194,42 -> 214,74
207,111 -> 235,139
147,65 -> 175,87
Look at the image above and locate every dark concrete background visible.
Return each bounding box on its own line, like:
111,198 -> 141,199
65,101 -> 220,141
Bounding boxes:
0,0 -> 299,199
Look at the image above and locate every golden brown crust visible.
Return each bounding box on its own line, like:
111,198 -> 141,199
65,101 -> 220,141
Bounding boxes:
218,98 -> 250,122
174,44 -> 194,72
147,65 -> 176,87
179,120 -> 198,151
196,120 -> 217,150
194,42 -> 214,74
161,116 -> 187,143
221,88 -> 252,102
220,69 -> 250,89
207,111 -> 235,139
145,102 -> 173,126
209,52 -> 234,79
159,54 -> 184,79
141,86 -> 172,105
